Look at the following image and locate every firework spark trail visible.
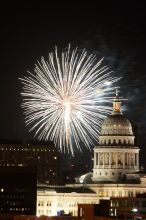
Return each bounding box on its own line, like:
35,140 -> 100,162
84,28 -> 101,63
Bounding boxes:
20,45 -> 120,155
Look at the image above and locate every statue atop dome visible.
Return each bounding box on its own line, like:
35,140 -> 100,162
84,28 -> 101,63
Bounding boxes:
112,88 -> 122,114
112,88 -> 128,115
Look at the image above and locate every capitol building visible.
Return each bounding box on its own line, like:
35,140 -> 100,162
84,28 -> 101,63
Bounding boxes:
37,92 -> 146,217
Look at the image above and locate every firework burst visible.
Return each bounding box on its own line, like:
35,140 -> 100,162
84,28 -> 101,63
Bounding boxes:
20,45 -> 119,155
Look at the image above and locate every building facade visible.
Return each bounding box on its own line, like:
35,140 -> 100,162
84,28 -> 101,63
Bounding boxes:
0,140 -> 61,185
36,179 -> 146,217
37,185 -> 98,216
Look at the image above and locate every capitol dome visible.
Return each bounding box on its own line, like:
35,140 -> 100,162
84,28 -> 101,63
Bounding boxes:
100,114 -> 133,136
98,91 -> 135,146
92,90 -> 140,183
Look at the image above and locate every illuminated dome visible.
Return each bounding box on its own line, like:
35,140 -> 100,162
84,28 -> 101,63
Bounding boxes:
100,90 -> 133,136
98,90 -> 135,146
101,114 -> 133,136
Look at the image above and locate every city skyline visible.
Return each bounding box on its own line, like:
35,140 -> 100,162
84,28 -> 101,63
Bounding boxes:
0,2 -> 146,166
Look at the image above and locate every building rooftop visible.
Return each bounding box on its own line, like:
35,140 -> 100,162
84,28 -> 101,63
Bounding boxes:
37,185 -> 96,194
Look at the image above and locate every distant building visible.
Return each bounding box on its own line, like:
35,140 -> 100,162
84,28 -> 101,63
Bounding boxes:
0,166 -> 37,215
37,180 -> 146,217
36,92 -> 146,217
0,140 -> 61,185
37,185 -> 97,216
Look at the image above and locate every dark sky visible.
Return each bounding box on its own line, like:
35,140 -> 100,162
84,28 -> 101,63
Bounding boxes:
0,2 -> 146,167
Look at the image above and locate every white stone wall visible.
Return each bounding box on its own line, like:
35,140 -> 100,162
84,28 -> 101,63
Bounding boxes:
37,190 -> 99,217
37,181 -> 146,217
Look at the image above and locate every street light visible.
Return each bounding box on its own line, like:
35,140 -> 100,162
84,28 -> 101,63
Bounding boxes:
131,208 -> 138,220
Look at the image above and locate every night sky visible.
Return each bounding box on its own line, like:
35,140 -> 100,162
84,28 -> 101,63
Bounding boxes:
0,2 -> 146,168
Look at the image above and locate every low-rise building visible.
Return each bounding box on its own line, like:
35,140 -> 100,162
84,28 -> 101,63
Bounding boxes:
37,185 -> 98,217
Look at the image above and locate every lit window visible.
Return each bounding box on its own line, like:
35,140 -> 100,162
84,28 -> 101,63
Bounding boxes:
18,164 -> 23,166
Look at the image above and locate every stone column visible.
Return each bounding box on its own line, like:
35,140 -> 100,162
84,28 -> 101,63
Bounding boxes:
116,152 -> 118,168
109,152 -> 111,168
129,153 -> 132,168
123,152 -> 125,168
134,153 -> 136,167
136,153 -> 139,169
103,152 -> 105,168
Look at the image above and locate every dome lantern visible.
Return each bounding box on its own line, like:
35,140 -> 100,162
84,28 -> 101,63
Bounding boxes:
112,89 -> 122,115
